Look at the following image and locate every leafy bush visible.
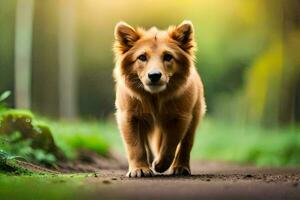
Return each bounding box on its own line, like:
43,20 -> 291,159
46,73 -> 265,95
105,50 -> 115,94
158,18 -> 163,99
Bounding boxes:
0,132 -> 56,166
0,91 -> 112,170
0,91 -> 60,168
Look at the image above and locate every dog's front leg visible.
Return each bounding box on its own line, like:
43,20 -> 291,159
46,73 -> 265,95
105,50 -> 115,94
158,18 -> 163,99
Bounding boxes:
118,112 -> 154,177
153,115 -> 191,173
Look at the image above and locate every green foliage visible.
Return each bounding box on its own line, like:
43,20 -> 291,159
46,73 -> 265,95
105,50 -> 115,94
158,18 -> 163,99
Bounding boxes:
0,109 -> 61,168
192,118 -> 300,166
0,103 -> 112,171
48,120 -> 113,159
0,90 -> 11,102
0,90 -> 11,113
0,131 -> 56,166
0,151 -> 33,175
0,174 -> 90,200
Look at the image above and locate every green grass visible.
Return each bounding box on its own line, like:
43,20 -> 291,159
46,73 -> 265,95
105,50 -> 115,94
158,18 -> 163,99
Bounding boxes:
193,118 -> 300,166
48,120 -> 121,159
0,173 -> 93,200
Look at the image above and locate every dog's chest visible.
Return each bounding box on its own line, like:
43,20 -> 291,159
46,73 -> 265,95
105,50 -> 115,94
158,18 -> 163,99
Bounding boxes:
136,97 -> 180,119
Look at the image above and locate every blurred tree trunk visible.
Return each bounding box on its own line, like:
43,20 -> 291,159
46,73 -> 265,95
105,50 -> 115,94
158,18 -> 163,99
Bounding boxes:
244,0 -> 300,126
279,0 -> 300,124
58,0 -> 77,119
31,0 -> 59,117
14,0 -> 34,109
0,1 -> 16,107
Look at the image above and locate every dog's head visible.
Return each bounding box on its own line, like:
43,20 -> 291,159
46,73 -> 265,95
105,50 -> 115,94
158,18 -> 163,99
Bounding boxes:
114,21 -> 196,95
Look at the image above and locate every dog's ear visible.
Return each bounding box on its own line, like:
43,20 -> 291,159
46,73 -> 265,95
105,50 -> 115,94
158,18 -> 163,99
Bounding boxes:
169,20 -> 195,53
114,22 -> 139,54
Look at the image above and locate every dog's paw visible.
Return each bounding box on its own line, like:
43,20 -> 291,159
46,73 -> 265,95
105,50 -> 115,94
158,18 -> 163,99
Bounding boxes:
126,167 -> 154,178
169,166 -> 191,176
153,157 -> 173,173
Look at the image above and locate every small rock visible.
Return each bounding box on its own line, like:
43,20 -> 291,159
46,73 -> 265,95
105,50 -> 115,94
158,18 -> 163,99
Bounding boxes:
111,177 -> 117,180
206,179 -> 211,182
102,180 -> 111,184
244,174 -> 253,178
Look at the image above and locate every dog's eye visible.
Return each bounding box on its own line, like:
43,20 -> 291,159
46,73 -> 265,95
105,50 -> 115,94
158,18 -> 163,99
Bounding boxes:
163,53 -> 173,62
138,54 -> 147,62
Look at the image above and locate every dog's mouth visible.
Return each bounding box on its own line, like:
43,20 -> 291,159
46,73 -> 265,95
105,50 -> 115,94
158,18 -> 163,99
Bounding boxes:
147,82 -> 163,86
144,83 -> 167,93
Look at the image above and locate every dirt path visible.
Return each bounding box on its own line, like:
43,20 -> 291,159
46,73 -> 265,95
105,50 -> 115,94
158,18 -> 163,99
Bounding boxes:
85,161 -> 300,200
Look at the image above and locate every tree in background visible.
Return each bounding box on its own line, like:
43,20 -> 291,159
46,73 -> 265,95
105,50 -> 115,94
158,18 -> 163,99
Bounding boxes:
279,0 -> 300,125
1,0 -> 299,125
58,0 -> 77,119
14,0 -> 34,109
244,0 -> 300,126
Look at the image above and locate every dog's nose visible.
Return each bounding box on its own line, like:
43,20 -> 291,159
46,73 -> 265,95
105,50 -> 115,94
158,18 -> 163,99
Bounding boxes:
148,71 -> 162,83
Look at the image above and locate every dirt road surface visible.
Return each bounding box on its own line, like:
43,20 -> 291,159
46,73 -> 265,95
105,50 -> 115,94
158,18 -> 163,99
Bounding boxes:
84,161 -> 300,200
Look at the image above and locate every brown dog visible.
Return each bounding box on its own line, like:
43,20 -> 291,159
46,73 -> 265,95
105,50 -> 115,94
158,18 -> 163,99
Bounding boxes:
113,21 -> 206,177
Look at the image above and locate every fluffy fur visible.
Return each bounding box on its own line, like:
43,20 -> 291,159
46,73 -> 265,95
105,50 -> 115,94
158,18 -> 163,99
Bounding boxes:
113,21 -> 206,177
